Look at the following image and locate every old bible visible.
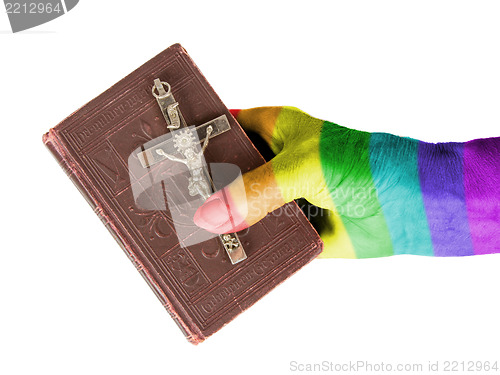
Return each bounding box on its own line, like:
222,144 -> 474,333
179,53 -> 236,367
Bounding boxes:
43,44 -> 323,344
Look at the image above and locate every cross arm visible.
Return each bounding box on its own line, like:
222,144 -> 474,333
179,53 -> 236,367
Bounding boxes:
137,115 -> 231,169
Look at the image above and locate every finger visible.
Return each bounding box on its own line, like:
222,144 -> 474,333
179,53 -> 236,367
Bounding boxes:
231,107 -> 284,153
193,152 -> 300,234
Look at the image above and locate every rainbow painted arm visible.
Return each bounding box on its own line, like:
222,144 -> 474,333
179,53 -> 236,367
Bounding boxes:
193,107 -> 500,258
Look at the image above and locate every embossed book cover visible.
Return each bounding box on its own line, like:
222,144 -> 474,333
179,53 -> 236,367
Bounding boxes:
42,43 -> 323,344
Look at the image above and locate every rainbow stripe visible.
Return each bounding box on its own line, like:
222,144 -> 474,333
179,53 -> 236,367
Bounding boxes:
197,107 -> 499,259
324,119 -> 499,258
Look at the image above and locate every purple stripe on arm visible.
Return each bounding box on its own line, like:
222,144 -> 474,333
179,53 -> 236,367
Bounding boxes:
463,137 -> 500,255
418,142 -> 474,256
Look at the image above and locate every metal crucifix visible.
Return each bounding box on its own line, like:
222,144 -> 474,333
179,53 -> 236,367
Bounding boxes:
137,79 -> 247,265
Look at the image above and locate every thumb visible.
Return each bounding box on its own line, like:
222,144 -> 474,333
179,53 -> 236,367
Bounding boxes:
193,152 -> 300,234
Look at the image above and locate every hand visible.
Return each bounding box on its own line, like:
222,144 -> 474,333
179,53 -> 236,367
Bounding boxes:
193,107 -> 500,258
193,106 -> 391,258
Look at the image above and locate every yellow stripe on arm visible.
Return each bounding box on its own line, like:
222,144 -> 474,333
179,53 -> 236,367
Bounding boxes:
318,208 -> 357,259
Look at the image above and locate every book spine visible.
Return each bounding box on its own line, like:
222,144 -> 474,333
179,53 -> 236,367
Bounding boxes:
42,130 -> 204,344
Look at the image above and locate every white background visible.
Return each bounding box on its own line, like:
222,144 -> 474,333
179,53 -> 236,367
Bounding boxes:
1,1 -> 499,374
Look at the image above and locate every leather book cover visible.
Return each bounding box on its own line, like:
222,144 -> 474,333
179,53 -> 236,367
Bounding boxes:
42,43 -> 323,344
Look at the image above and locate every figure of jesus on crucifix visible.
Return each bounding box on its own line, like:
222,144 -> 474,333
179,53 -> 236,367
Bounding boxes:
156,125 -> 214,200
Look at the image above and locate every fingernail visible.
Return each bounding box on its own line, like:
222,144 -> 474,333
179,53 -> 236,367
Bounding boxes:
193,197 -> 230,231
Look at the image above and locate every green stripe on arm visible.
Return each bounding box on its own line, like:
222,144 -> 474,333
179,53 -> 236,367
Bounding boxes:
320,122 -> 394,258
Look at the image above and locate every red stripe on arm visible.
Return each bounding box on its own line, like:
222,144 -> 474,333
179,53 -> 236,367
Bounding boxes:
229,109 -> 241,119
